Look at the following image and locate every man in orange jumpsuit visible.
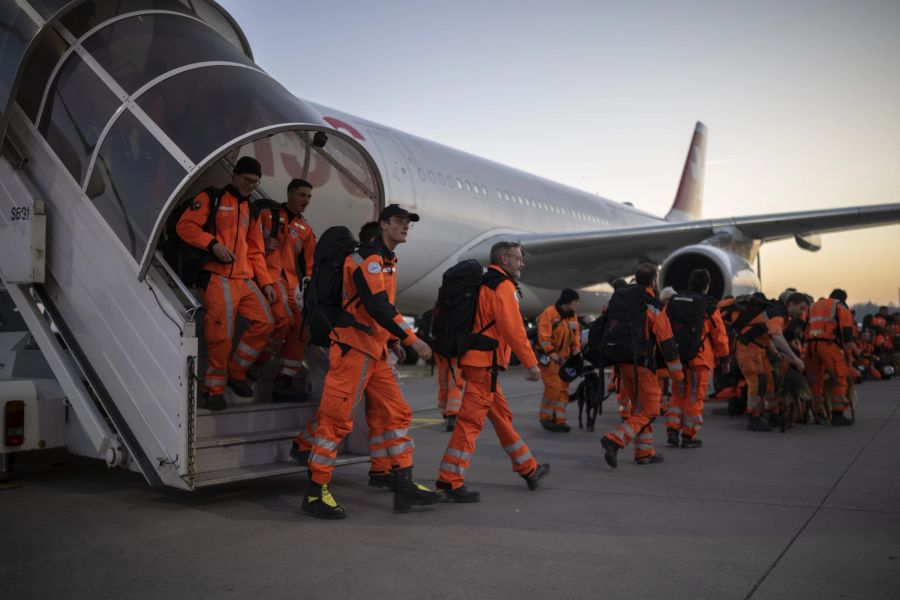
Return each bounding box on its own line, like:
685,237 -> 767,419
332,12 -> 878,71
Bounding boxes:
250,179 -> 317,401
176,157 -> 276,411
302,205 -> 440,519
436,241 -> 551,502
536,288 -> 581,432
665,269 -> 729,448
806,289 -> 856,425
599,264 -> 683,468
735,293 -> 808,431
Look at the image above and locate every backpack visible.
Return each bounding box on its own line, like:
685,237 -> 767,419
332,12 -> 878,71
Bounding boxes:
253,198 -> 284,242
730,293 -> 775,345
162,186 -> 224,288
303,225 -> 370,347
431,259 -> 499,359
667,291 -> 708,363
590,284 -> 654,366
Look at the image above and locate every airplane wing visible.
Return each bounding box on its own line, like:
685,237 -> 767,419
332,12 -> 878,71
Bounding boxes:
463,203 -> 900,289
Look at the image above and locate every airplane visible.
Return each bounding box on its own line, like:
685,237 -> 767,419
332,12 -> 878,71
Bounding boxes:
245,111 -> 900,316
2,1 -> 898,490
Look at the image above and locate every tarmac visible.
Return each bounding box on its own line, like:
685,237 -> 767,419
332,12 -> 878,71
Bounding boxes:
1,368 -> 898,600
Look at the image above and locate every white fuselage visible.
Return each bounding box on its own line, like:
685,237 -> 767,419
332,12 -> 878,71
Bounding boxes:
305,103 -> 666,315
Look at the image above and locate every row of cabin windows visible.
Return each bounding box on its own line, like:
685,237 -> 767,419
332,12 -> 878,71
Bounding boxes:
496,189 -> 608,225
418,167 -> 488,196
417,167 -> 608,225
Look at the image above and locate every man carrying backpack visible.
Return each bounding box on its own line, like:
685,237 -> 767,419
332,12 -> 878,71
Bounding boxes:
302,204 -> 439,519
248,179 -> 317,401
734,292 -> 809,431
665,269 -> 729,448
806,289 -> 856,425
596,263 -> 684,468
536,288 -> 581,432
176,157 -> 276,411
435,241 -> 551,502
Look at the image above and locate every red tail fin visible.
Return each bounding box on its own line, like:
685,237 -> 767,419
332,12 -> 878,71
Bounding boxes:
665,122 -> 707,222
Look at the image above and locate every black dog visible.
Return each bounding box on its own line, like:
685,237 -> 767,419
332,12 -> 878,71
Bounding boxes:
574,370 -> 603,431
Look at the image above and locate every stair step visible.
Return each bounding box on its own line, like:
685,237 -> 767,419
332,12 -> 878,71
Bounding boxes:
196,401 -> 318,439
197,428 -> 299,449
193,456 -> 369,487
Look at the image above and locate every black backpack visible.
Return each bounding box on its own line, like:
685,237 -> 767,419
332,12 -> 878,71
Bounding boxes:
590,284 -> 654,366
162,186 -> 224,288
303,226 -> 371,347
253,198 -> 284,241
731,293 -> 775,345
431,259 -> 499,359
667,291 -> 708,363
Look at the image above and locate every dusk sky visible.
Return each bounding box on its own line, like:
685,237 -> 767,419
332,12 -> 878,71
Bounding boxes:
221,0 -> 900,304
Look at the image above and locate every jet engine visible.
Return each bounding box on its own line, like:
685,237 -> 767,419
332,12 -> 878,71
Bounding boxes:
659,245 -> 760,299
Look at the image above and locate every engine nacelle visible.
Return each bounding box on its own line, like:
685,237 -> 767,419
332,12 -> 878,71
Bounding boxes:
660,245 -> 760,299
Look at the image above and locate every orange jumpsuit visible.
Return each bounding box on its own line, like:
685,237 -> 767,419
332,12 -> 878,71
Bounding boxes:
735,305 -> 785,417
306,237 -> 419,485
275,210 -> 316,378
256,205 -> 293,364
176,186 -> 274,396
666,308 -> 729,440
435,354 -> 465,417
536,304 -> 580,425
603,288 -> 683,461
436,265 -> 540,490
806,298 -> 855,417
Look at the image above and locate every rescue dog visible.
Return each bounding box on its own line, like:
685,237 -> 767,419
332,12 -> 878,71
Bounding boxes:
574,370 -> 602,431
779,369 -> 812,430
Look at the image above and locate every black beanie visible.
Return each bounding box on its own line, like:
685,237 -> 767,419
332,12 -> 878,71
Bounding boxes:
558,288 -> 580,304
233,156 -> 262,178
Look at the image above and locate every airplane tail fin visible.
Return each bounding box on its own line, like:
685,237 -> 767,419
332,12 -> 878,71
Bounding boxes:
664,121 -> 707,222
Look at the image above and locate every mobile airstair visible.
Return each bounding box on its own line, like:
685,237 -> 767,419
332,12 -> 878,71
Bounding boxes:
0,0 -> 383,489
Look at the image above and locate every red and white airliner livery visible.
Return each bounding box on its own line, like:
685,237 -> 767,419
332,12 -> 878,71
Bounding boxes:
249,110 -> 900,315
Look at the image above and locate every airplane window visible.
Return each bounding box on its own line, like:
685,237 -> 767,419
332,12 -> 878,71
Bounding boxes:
418,168 -> 426,181
496,190 -> 502,200
464,180 -> 471,192
38,55 -> 121,183
456,178 -> 463,190
517,196 -> 524,205
438,173 -> 446,185
480,184 -> 488,195
428,170 -> 435,183
81,12 -> 254,95
86,109 -> 185,260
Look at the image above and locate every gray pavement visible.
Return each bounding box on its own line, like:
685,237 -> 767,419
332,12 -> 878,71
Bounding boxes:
1,369 -> 899,600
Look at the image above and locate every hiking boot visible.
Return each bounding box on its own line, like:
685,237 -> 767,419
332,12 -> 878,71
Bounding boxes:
681,437 -> 703,448
301,481 -> 347,520
272,376 -> 305,402
667,429 -> 680,447
368,472 -> 394,490
245,361 -> 265,382
540,420 -> 558,432
554,423 -> 571,433
635,454 -> 665,465
436,480 -> 480,503
199,393 -> 226,411
445,415 -> 457,432
227,378 -> 254,398
768,413 -> 784,429
391,467 -> 444,512
289,442 -> 309,465
601,436 -> 621,469
831,412 -> 855,426
523,463 -> 551,490
747,416 -> 772,432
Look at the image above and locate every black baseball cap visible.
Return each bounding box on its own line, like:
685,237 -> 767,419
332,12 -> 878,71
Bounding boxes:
378,203 -> 420,223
